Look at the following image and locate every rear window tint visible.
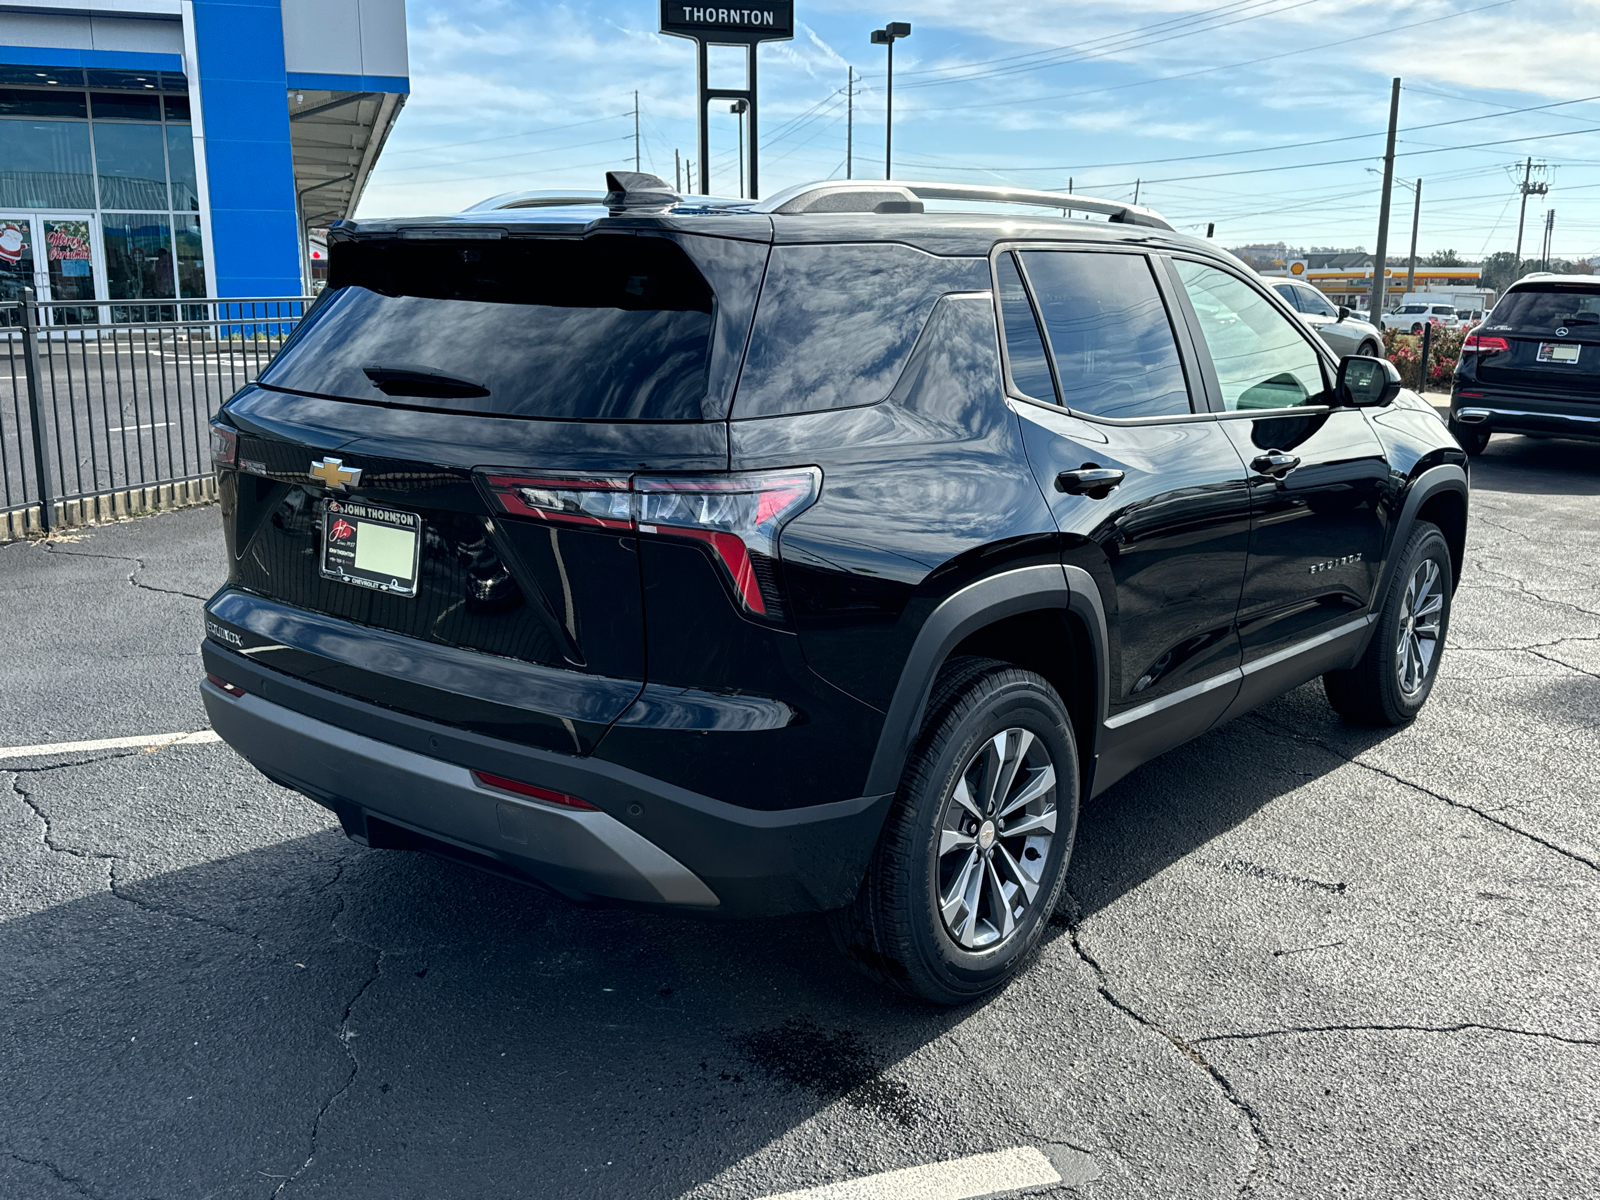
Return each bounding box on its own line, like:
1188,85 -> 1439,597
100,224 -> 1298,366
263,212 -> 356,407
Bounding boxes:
1488,286 -> 1600,332
259,235 -> 715,420
732,243 -> 987,418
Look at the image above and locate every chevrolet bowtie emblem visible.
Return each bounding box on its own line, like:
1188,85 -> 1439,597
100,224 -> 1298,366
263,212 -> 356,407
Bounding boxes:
309,457 -> 361,490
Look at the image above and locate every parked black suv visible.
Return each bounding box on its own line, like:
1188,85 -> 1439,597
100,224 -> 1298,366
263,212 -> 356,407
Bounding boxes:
202,174 -> 1469,1004
1450,273 -> 1600,454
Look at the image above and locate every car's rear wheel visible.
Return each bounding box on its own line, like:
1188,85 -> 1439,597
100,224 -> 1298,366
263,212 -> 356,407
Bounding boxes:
1449,417 -> 1490,456
1411,323 -> 1425,335
829,656 -> 1079,1005
1324,522 -> 1453,726
1357,339 -> 1382,357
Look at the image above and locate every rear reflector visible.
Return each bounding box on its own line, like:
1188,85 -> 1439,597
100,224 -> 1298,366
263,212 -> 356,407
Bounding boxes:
205,672 -> 246,698
471,770 -> 598,811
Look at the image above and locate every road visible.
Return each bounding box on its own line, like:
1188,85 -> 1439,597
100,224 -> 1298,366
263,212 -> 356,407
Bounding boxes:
2,431 -> 1596,1200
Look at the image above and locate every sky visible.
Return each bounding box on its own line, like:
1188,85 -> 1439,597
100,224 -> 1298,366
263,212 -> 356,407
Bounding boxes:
358,0 -> 1600,261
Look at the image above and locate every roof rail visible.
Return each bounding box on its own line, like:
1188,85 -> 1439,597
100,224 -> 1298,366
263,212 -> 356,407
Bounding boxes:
755,180 -> 1174,231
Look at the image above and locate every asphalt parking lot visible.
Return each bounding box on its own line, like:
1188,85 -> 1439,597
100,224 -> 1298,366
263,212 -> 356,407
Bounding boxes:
3,432 -> 1597,1200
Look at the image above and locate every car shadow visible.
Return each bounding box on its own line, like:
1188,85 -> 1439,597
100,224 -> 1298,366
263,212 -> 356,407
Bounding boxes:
3,683 -> 1379,1199
1469,433 -> 1600,496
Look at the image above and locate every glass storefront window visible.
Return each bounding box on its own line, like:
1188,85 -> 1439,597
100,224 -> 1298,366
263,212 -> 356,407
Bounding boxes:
43,218 -> 96,324
0,218 -> 34,323
166,124 -> 198,211
175,215 -> 206,299
93,122 -> 168,210
90,92 -> 161,121
0,120 -> 95,208
103,212 -> 175,301
0,89 -> 88,118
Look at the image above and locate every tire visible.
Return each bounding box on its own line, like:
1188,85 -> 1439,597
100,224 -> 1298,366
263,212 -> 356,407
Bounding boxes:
1449,417 -> 1490,456
1324,522 -> 1453,726
1411,323 -> 1425,335
1358,339 -> 1381,358
828,656 -> 1080,1005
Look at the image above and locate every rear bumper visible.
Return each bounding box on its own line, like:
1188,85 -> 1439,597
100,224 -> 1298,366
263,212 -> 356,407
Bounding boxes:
1452,388 -> 1600,440
201,646 -> 892,917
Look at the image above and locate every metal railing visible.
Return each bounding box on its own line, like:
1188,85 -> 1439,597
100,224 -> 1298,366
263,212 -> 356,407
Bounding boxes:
1,290 -> 312,538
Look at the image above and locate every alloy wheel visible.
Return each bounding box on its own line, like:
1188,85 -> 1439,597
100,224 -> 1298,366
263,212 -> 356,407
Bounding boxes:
935,728 -> 1058,950
1396,557 -> 1444,696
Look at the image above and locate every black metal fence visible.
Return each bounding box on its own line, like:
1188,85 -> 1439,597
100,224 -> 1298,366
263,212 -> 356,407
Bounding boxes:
1,291 -> 311,539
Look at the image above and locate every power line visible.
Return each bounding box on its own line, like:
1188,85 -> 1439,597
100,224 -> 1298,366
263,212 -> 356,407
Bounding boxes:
382,111 -> 633,157
380,134 -> 636,174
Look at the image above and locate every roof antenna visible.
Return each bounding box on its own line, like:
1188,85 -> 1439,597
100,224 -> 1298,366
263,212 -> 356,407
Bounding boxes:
603,171 -> 680,210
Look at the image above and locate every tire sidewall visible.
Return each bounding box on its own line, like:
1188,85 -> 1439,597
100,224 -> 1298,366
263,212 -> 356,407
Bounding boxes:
1373,526 -> 1453,722
901,681 -> 1079,998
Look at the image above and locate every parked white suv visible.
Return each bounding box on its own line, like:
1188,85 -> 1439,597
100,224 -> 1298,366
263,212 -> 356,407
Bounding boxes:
1381,302 -> 1459,334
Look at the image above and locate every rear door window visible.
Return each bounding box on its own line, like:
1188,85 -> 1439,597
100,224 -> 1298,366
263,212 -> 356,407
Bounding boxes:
260,235 -> 716,420
995,252 -> 1057,402
732,243 -> 987,417
1017,249 -> 1192,420
1174,260 -> 1327,411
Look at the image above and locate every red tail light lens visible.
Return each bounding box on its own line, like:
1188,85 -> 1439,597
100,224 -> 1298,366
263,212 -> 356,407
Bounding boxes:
634,469 -> 821,617
483,467 -> 822,619
209,423 -> 237,469
1461,333 -> 1509,354
471,770 -> 598,811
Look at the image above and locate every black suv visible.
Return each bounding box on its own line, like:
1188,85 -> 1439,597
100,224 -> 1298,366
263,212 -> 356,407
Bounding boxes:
203,173 -> 1469,1004
1450,273 -> 1600,455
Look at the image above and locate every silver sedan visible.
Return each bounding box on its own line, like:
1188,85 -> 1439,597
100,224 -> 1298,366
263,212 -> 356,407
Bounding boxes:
1266,278 -> 1385,358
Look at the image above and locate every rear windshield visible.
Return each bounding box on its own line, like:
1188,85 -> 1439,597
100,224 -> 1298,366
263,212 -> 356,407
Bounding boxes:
259,235 -> 715,420
1488,285 -> 1600,332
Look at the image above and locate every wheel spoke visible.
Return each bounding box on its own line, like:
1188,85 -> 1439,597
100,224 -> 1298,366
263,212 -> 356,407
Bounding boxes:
941,849 -> 981,936
984,857 -> 1016,940
985,730 -> 1027,814
998,762 -> 1055,819
940,827 -> 976,858
950,776 -> 984,822
994,842 -> 1040,904
999,808 -> 1057,839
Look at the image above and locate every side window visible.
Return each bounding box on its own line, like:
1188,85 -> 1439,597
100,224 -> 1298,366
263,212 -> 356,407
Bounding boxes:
1298,286 -> 1336,318
1018,250 -> 1192,419
995,252 -> 1056,402
1174,260 -> 1327,411
732,243 -> 988,418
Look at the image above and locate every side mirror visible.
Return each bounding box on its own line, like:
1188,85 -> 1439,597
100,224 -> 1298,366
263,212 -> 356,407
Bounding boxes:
1336,305 -> 1350,322
1336,354 -> 1401,408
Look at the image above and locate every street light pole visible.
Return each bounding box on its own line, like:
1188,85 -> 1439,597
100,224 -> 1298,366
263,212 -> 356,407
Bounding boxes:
730,99 -> 748,198
1405,178 -> 1421,295
870,22 -> 911,179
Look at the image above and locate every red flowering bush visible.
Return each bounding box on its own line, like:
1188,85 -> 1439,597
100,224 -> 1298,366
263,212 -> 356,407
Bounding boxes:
1383,325 -> 1463,391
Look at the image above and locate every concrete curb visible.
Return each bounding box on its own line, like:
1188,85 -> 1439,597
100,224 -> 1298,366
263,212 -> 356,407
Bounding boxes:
1,476 -> 218,543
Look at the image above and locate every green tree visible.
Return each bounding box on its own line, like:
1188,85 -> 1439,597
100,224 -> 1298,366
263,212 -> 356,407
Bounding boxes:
1426,248 -> 1463,266
1480,251 -> 1522,293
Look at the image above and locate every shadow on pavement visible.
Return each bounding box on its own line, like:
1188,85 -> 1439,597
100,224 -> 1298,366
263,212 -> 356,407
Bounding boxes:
1468,433 -> 1600,496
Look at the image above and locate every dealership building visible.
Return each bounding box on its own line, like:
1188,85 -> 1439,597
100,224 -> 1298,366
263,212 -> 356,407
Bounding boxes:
0,0 -> 408,318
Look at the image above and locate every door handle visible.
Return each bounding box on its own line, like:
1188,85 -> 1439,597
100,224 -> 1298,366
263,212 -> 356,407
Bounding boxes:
1251,452 -> 1301,478
1056,467 -> 1125,497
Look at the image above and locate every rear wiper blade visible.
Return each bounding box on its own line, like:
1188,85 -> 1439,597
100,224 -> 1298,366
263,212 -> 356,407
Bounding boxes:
363,364 -> 490,399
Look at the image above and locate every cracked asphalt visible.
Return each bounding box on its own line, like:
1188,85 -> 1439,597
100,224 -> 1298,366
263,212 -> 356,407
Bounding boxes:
2,432 -> 1597,1200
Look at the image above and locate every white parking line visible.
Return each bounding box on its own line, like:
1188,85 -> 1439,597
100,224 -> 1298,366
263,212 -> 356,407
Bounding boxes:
0,730 -> 221,763
755,1147 -> 1065,1200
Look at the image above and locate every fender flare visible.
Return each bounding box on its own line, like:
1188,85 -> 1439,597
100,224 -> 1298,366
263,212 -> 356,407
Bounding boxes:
862,563 -> 1109,797
1354,462 -> 1468,659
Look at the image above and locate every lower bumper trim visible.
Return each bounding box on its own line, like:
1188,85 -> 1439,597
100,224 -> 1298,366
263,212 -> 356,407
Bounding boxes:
204,682 -> 720,908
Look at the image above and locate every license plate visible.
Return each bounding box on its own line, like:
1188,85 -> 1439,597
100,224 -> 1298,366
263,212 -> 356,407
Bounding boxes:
320,499 -> 421,597
1537,342 -> 1581,364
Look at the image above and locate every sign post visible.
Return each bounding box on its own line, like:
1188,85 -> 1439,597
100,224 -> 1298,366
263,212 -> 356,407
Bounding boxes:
660,2 -> 794,199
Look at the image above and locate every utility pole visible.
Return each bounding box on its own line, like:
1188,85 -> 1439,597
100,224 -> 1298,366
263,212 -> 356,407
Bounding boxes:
846,66 -> 854,180
633,90 -> 640,172
1513,157 -> 1548,271
871,23 -> 911,179
1133,179 -> 1141,205
1367,77 -> 1402,321
675,148 -> 681,193
1542,209 -> 1555,270
1405,178 -> 1422,295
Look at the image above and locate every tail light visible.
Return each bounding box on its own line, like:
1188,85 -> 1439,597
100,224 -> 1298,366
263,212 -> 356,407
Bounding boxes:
484,467 -> 821,621
1461,332 -> 1509,354
471,770 -> 598,811
209,422 -> 237,469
